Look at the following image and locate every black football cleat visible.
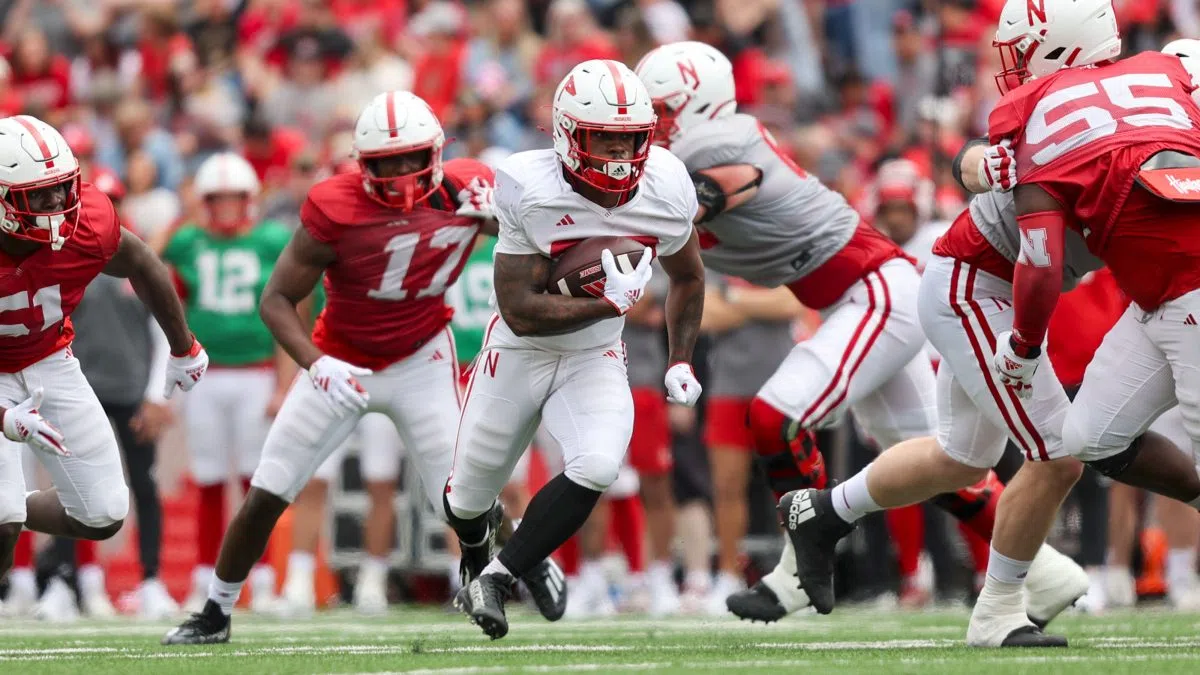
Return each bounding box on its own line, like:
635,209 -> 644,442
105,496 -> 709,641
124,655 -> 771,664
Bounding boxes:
161,600 -> 230,645
726,581 -> 788,623
521,557 -> 568,622
456,573 -> 513,640
1000,626 -> 1068,648
777,488 -> 854,615
459,503 -> 505,587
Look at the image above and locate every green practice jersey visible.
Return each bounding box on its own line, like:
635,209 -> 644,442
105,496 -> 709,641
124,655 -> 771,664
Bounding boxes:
163,221 -> 292,366
447,237 -> 496,366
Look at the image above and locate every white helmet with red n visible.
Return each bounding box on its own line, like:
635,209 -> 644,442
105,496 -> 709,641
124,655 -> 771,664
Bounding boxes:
552,59 -> 656,199
635,41 -> 737,148
353,91 -> 445,210
0,115 -> 82,251
993,0 -> 1120,93
194,151 -> 261,235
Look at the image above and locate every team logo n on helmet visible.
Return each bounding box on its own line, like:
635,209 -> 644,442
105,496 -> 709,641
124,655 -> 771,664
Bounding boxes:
993,0 -> 1121,94
0,115 -> 82,251
635,41 -> 737,148
552,59 -> 656,200
194,152 -> 261,235
353,91 -> 445,210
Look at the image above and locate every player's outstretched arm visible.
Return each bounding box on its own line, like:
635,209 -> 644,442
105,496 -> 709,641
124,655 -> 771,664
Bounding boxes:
493,252 -> 619,336
658,230 -> 706,366
104,229 -> 195,355
1010,183 -> 1067,352
260,227 -> 335,370
691,165 -> 763,223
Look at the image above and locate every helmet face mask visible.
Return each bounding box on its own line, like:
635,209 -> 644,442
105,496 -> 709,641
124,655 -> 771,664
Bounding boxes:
994,35 -> 1037,94
194,152 -> 261,236
992,0 -> 1121,95
358,144 -> 438,210
561,119 -> 654,195
0,170 -> 82,250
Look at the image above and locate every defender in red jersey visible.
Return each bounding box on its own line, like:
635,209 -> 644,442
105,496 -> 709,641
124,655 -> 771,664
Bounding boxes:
0,115 -> 206,582
164,91 -> 517,645
986,7 -> 1200,532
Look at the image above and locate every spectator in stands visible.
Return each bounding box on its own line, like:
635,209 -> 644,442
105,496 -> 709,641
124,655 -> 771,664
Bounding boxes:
123,151 -> 183,241
8,28 -> 72,119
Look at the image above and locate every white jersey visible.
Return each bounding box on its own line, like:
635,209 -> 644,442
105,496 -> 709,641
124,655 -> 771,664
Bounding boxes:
668,114 -> 860,287
903,220 -> 951,271
491,146 -> 697,352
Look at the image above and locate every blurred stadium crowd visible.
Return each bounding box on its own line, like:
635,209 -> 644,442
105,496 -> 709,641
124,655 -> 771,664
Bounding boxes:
2,0 -> 1199,622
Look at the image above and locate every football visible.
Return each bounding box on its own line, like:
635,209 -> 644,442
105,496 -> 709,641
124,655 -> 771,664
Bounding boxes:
546,236 -> 649,297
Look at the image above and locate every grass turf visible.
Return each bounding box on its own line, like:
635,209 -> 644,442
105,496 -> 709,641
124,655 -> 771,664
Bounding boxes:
1,606 -> 1199,674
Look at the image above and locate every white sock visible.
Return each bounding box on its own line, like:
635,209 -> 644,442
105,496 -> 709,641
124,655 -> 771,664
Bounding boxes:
208,577 -> 244,616
288,551 -> 315,579
1167,548 -> 1197,589
78,564 -> 104,593
648,560 -> 672,583
481,558 -> 513,579
684,569 -> 711,593
831,464 -> 881,523
986,547 -> 1032,584
10,567 -> 35,588
250,564 -> 276,590
362,556 -> 389,576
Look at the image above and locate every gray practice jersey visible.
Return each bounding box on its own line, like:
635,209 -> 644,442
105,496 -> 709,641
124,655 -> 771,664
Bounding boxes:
706,279 -> 795,398
669,114 -> 859,287
967,191 -> 1103,290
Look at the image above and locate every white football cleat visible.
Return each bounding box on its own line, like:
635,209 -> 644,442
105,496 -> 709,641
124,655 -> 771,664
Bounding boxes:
3,568 -> 38,617
353,561 -> 389,616
563,565 -> 616,619
1104,566 -> 1137,609
78,565 -> 117,619
35,577 -> 80,623
647,561 -> 681,617
706,572 -> 744,617
1168,575 -> 1200,611
277,565 -> 316,618
138,579 -> 180,621
1024,544 -> 1090,627
185,566 -> 214,613
968,577 -> 1065,647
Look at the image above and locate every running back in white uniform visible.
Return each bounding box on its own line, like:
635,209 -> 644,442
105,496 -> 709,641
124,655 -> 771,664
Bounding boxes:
446,147 -> 696,517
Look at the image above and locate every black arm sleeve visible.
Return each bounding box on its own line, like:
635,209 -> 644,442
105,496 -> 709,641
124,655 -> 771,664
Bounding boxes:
952,137 -> 990,192
691,168 -> 763,224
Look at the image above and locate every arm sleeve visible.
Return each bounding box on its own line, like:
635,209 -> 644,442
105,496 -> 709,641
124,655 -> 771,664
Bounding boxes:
1011,210 -> 1067,348
952,137 -> 989,191
143,318 -> 171,404
492,168 -> 540,255
300,195 -> 338,245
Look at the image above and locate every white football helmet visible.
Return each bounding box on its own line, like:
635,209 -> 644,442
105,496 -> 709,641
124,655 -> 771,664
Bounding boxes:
993,0 -> 1120,93
635,41 -> 737,148
869,158 -> 934,224
353,91 -> 445,210
1163,38 -> 1200,88
194,151 -> 260,234
0,115 -> 81,251
552,59 -> 655,200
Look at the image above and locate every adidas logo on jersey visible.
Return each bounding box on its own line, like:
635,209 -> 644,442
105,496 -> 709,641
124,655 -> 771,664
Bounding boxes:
787,490 -> 815,530
1186,314 -> 1198,326
430,350 -> 445,362
555,214 -> 575,228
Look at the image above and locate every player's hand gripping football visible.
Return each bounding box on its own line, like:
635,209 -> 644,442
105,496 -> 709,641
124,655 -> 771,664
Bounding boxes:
308,355 -> 372,415
455,177 -> 495,220
1,388 -> 68,456
664,362 -> 702,407
978,139 -> 1017,192
993,331 -> 1039,400
600,247 -> 653,315
164,336 -> 209,399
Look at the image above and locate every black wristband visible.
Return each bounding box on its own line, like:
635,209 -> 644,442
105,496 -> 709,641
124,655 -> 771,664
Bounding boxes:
952,137 -> 989,191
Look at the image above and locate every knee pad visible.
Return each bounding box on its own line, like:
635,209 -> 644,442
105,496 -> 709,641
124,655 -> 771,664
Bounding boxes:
1083,439 -> 1142,478
74,487 -> 129,529
564,452 -> 622,492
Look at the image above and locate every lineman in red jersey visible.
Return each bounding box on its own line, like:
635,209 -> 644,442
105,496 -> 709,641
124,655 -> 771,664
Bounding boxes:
162,92 -> 534,644
0,115 -> 207,580
986,5 -> 1200,523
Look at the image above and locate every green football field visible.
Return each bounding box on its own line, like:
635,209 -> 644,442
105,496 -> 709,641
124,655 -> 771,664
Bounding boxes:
2,606 -> 1200,674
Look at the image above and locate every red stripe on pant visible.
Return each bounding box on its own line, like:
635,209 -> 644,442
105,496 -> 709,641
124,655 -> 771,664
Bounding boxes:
948,262 -> 1038,461
961,269 -> 1050,461
796,273 -> 881,429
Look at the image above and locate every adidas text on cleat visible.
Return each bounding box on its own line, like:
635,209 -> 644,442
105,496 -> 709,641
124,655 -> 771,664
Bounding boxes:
777,488 -> 854,615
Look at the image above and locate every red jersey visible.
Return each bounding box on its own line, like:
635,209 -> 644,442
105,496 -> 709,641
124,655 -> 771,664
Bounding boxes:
1046,269 -> 1126,389
0,185 -> 123,372
304,159 -> 492,371
990,51 -> 1200,309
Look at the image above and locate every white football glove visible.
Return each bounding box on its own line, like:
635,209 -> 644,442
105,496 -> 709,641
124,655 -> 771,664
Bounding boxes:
993,331 -> 1039,400
164,337 -> 209,399
664,362 -> 702,407
2,388 -> 68,456
308,355 -> 372,415
978,139 -> 1017,192
455,177 -> 495,220
600,247 -> 653,315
